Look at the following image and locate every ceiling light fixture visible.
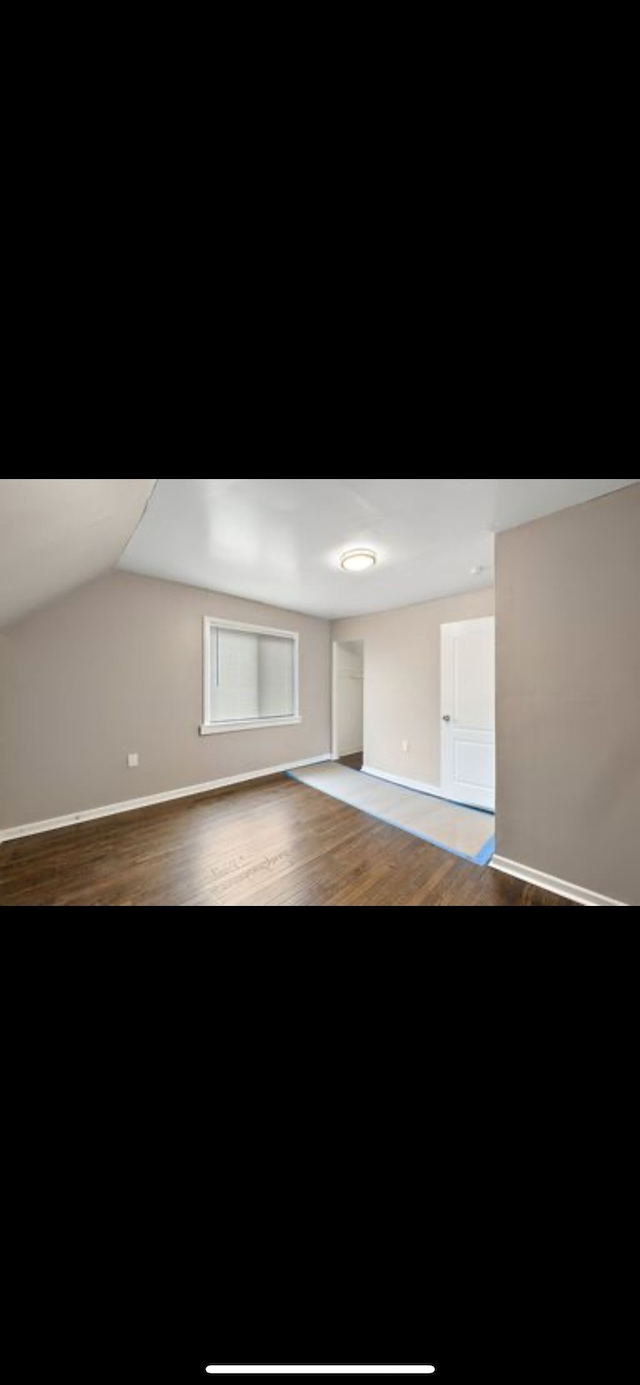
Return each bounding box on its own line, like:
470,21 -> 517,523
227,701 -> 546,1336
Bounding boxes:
340,549 -> 377,573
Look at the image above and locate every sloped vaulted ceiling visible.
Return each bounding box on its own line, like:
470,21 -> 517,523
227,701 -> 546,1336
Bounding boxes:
0,479 -> 157,627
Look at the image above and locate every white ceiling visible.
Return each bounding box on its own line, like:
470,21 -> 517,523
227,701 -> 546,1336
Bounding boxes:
119,478 -> 640,619
0,479 -> 157,627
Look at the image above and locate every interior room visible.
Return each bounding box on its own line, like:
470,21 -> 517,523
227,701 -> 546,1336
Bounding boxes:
1,478 -> 638,908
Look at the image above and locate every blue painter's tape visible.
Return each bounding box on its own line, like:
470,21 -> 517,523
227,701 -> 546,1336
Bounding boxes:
286,771 -> 496,867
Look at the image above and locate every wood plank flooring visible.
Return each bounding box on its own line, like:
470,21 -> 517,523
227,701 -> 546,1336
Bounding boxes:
0,774 -> 577,907
339,753 -> 364,770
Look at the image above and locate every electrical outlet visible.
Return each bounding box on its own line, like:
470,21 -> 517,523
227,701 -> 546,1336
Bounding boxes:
402,741 -> 410,754
128,753 -> 139,769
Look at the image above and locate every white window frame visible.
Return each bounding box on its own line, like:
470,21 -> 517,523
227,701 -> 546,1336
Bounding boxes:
200,617 -> 301,736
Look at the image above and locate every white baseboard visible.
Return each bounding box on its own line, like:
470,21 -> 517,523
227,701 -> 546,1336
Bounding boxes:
362,764 -> 496,815
363,765 -> 444,797
491,855 -> 628,908
0,755 -> 332,845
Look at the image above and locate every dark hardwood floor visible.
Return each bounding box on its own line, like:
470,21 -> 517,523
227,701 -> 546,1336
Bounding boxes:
0,774 -> 576,907
339,752 -> 364,770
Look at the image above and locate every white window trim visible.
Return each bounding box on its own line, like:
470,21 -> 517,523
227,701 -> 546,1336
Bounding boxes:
200,616 -> 301,736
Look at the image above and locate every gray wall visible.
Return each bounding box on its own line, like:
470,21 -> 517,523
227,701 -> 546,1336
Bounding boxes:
496,484 -> 640,904
333,587 -> 495,786
0,571 -> 331,830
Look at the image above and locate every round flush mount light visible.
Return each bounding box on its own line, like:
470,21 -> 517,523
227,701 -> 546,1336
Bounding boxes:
340,549 -> 378,573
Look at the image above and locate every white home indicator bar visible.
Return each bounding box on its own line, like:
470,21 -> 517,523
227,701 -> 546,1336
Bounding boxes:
205,1370 -> 436,1376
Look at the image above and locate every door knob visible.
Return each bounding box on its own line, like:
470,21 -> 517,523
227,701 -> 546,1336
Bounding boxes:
443,715 -> 451,723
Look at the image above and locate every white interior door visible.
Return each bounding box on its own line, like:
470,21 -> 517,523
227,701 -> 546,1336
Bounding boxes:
441,617 -> 495,811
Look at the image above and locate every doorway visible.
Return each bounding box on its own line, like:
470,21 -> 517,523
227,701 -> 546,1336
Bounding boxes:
441,617 -> 496,811
332,640 -> 364,767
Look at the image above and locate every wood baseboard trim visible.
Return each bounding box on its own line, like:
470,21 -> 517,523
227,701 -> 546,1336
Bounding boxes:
0,755 -> 332,845
491,856 -> 628,907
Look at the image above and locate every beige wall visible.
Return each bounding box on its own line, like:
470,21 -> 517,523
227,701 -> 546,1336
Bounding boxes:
335,641 -> 365,757
496,484 -> 640,905
0,571 -> 331,830
333,587 -> 495,786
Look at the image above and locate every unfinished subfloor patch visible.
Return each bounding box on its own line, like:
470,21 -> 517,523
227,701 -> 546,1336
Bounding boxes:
288,763 -> 495,865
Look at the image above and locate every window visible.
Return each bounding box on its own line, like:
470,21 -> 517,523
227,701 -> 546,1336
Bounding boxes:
201,618 -> 300,735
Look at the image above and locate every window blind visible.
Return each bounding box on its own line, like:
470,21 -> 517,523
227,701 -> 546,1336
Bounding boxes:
208,625 -> 296,725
